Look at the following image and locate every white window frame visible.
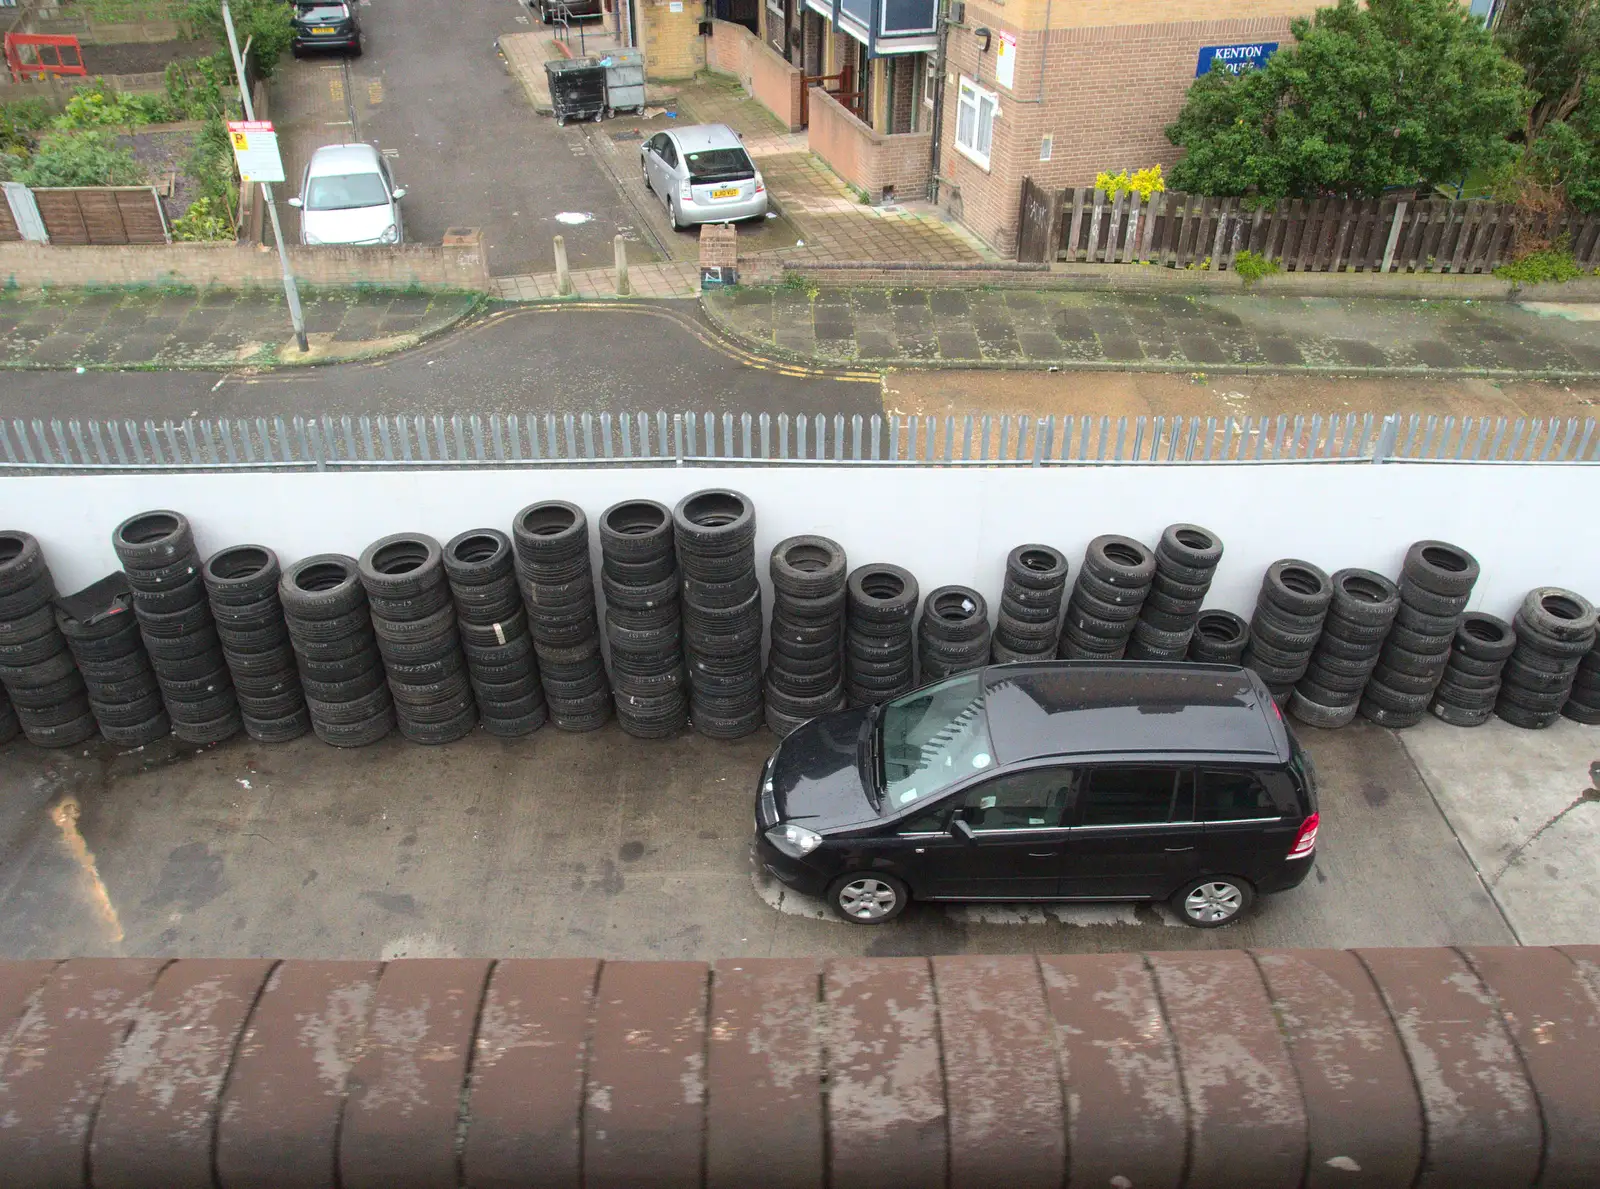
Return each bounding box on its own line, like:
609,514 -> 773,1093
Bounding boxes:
954,76 -> 998,170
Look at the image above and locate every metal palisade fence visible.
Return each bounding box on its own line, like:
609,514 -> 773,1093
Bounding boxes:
0,411 -> 1596,471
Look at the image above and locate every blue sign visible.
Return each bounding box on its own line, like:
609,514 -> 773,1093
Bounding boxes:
1196,42 -> 1279,77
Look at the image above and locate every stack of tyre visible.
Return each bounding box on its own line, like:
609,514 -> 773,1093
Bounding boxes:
1288,569 -> 1399,729
203,546 -> 309,743
844,564 -> 919,707
674,490 -> 763,738
1057,536 -> 1156,660
444,529 -> 546,737
990,545 -> 1068,664
113,511 -> 241,745
1128,525 -> 1224,662
1495,588 -> 1598,730
765,535 -> 848,737
918,586 -> 991,680
1561,628 -> 1600,725
0,532 -> 94,748
513,502 -> 611,733
55,573 -> 168,747
1241,560 -> 1332,706
280,554 -> 395,748
0,686 -> 15,743
1360,541 -> 1479,729
1430,612 -> 1516,728
359,533 -> 478,745
1188,609 -> 1249,664
598,501 -> 688,739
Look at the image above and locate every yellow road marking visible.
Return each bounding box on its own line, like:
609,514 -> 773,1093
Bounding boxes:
329,78 -> 345,103
368,79 -> 383,105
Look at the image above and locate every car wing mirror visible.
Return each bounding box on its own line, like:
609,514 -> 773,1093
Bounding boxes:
391,187 -> 406,199
951,818 -> 977,845
286,196 -> 302,208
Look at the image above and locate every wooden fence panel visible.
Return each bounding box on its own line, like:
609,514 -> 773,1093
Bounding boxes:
1024,185 -> 1600,273
32,187 -> 166,246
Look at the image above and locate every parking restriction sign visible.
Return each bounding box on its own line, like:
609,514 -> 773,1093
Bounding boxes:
225,119 -> 285,183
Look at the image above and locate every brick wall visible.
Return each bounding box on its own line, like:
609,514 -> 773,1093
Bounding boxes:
638,0 -> 706,80
1004,0 -> 1313,29
807,88 -> 932,204
939,12 -> 1295,256
707,19 -> 804,131
0,234 -> 492,292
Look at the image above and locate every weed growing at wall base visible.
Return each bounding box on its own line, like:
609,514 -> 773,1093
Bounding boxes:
1494,246 -> 1583,283
1232,250 -> 1280,286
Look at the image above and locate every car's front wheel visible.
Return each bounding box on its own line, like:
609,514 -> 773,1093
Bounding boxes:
1171,875 -> 1255,928
827,872 -> 908,924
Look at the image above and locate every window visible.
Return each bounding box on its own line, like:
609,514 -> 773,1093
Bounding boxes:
304,171 -> 389,211
683,147 -> 755,182
961,768 -> 1075,831
879,673 -> 994,812
954,77 -> 997,169
1080,767 -> 1179,827
1199,770 -> 1280,821
661,140 -> 678,168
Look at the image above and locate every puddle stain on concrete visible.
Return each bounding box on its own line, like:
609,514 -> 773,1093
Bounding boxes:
50,794 -> 124,944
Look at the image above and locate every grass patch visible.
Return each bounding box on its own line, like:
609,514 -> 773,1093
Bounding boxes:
1494,246 -> 1583,284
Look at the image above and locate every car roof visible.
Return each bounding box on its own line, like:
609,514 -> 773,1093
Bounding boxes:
307,143 -> 381,175
667,123 -> 746,154
980,661 -> 1289,766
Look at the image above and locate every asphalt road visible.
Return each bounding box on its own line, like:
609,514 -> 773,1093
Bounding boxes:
283,0 -> 652,273
0,304 -> 881,421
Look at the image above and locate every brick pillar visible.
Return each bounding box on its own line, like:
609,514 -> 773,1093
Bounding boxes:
891,56 -> 915,134
441,227 -> 490,292
802,12 -> 820,75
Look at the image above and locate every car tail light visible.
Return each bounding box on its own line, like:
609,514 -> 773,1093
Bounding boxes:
678,178 -> 693,201
1287,812 -> 1319,859
754,171 -> 765,194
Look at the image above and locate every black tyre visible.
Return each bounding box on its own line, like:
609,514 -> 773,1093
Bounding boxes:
1519,588 -> 1598,643
1082,535 -> 1156,589
1006,544 -> 1069,591
360,533 -> 445,601
113,510 -> 193,570
1453,612 -> 1516,663
771,536 -> 847,599
444,529 -> 516,585
1402,540 -> 1479,598
1261,560 -> 1332,617
281,555 -> 366,619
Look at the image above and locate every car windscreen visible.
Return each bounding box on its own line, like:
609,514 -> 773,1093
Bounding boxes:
879,673 -> 995,812
296,4 -> 349,22
683,147 -> 754,183
305,171 -> 388,211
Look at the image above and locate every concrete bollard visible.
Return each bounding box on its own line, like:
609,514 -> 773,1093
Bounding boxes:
614,234 -> 630,296
553,235 -> 572,297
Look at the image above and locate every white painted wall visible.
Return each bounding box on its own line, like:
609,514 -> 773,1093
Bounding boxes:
3,463 -> 1595,622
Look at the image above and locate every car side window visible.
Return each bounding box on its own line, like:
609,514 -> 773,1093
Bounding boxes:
959,767 -> 1076,831
1199,769 -> 1281,821
647,133 -> 667,156
661,140 -> 678,168
1079,767 -> 1178,827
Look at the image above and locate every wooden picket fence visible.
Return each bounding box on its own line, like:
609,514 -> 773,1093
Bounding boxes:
1015,179 -> 1600,273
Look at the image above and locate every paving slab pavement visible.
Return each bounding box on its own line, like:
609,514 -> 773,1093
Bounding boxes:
709,286 -> 1600,374
0,714 -> 1538,962
0,289 -> 478,370
1399,717 -> 1600,946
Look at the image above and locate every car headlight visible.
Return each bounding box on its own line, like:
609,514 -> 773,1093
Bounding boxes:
380,223 -> 399,244
764,823 -> 821,859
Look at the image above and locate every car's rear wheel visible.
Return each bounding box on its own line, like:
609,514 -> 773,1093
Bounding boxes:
827,872 -> 908,924
663,187 -> 683,232
1172,876 -> 1254,928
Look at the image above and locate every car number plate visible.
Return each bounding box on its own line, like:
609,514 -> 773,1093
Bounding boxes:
712,187 -> 739,199
313,25 -> 335,33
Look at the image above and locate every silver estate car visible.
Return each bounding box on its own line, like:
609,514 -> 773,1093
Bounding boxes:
640,123 -> 767,230
287,143 -> 405,246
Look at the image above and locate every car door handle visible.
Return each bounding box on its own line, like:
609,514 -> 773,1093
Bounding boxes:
1027,851 -> 1058,858
1165,846 -> 1195,852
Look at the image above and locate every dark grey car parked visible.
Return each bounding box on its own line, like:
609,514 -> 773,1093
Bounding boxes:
755,661 -> 1320,926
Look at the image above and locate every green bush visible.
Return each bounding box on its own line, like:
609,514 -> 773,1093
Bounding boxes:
1494,246 -> 1583,283
189,117 -> 239,211
56,85 -> 174,129
184,0 -> 294,79
1232,249 -> 1281,285
171,195 -> 234,241
18,131 -> 145,187
163,55 -> 230,120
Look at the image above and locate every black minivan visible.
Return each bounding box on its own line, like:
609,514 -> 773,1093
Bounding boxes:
754,661 -> 1319,927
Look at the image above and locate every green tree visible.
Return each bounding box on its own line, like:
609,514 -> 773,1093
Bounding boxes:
183,0 -> 293,80
1166,0 -> 1528,200
1496,0 -> 1600,138
18,131 -> 145,187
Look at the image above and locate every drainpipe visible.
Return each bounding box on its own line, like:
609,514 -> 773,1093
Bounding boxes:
926,0 -> 950,202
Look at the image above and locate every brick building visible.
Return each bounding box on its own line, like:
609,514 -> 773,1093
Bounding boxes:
934,0 -> 1316,255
